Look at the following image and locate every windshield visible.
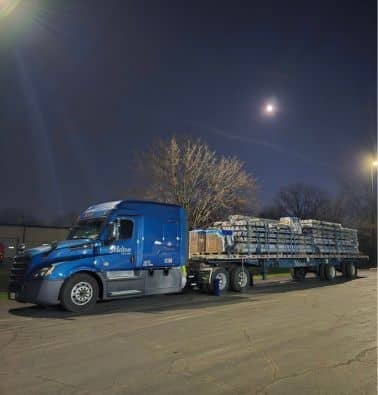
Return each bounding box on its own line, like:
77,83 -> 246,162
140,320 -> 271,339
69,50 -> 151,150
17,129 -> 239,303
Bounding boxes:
68,219 -> 105,240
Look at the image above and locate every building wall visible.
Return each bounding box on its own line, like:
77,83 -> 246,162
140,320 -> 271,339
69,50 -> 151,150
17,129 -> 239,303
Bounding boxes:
0,225 -> 70,258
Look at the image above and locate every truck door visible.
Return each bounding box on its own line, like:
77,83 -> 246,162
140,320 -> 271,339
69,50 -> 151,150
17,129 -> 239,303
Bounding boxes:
158,221 -> 180,266
101,216 -> 145,297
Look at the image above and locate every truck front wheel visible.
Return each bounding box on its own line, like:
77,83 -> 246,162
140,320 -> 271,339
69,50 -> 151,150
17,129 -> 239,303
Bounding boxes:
60,273 -> 99,313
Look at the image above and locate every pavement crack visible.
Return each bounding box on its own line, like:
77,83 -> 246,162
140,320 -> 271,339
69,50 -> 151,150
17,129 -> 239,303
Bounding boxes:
168,358 -> 192,377
0,331 -> 19,362
328,346 -> 377,369
35,374 -> 87,394
262,351 -> 280,382
256,346 -> 377,395
243,329 -> 251,343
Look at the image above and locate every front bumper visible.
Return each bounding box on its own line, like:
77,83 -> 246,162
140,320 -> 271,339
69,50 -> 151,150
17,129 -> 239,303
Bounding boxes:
8,279 -> 64,305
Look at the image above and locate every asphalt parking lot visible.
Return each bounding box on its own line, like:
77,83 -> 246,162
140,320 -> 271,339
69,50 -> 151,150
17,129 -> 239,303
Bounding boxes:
0,270 -> 376,395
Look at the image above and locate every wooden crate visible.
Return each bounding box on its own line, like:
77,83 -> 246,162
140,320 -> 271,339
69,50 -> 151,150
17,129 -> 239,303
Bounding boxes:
189,231 -> 206,255
205,233 -> 224,254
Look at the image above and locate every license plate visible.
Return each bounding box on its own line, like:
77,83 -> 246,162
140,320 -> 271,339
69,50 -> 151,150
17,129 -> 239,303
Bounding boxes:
9,292 -> 16,300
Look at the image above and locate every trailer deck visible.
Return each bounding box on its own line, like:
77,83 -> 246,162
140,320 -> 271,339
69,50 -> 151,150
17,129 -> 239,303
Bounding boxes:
187,252 -> 369,292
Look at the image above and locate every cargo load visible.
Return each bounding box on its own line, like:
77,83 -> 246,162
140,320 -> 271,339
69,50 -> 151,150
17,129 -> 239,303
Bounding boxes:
189,229 -> 228,255
190,215 -> 359,256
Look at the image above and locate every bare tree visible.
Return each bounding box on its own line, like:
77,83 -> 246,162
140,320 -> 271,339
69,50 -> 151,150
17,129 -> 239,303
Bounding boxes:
275,183 -> 339,220
337,180 -> 377,263
138,137 -> 259,229
268,180 -> 376,264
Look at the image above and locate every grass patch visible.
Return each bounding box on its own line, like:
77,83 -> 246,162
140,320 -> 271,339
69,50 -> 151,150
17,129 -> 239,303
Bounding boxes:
0,292 -> 8,300
265,272 -> 291,278
253,268 -> 291,279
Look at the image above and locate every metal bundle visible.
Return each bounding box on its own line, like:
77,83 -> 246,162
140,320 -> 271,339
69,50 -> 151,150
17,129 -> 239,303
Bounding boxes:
211,216 -> 359,255
301,220 -> 358,254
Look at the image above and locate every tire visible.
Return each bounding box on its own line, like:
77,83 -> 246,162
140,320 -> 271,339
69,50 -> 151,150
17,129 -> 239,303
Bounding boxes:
324,264 -> 336,281
230,266 -> 250,292
209,268 -> 229,293
60,273 -> 99,313
318,263 -> 326,280
290,267 -> 306,281
345,262 -> 357,280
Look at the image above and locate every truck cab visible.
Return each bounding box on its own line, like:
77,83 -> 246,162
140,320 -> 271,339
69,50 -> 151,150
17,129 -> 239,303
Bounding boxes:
8,201 -> 187,312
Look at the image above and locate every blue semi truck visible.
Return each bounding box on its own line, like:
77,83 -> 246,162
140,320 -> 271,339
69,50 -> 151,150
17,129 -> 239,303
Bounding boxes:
8,200 -> 367,312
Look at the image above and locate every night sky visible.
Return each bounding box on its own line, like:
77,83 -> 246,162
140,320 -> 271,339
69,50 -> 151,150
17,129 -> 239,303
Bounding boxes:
0,0 -> 376,222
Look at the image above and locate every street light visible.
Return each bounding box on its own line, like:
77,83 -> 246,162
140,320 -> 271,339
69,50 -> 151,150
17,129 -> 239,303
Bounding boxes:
370,159 -> 378,193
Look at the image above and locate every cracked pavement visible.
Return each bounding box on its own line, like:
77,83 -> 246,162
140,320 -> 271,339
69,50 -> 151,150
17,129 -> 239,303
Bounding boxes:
0,270 -> 376,395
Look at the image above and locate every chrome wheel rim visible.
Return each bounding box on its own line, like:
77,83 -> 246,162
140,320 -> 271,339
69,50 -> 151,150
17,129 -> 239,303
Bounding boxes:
71,282 -> 93,305
329,266 -> 336,278
237,271 -> 248,287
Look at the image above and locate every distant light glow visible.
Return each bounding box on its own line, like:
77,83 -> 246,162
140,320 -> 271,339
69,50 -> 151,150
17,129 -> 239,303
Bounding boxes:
0,0 -> 21,19
373,160 -> 378,167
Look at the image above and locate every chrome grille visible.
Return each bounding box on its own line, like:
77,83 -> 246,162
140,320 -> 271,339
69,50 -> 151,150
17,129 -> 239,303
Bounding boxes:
9,255 -> 30,282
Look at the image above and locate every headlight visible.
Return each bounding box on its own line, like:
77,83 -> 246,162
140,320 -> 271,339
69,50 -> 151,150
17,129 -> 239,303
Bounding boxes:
33,266 -> 55,278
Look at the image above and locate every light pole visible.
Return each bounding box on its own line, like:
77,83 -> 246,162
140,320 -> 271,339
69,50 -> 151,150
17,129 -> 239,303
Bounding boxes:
370,160 -> 378,266
370,160 -> 378,194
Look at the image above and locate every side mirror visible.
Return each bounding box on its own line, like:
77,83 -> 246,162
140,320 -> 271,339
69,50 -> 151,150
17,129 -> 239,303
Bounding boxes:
106,222 -> 117,243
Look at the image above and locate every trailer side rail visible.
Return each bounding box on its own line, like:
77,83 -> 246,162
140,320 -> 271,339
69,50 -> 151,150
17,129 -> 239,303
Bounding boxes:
189,253 -> 369,262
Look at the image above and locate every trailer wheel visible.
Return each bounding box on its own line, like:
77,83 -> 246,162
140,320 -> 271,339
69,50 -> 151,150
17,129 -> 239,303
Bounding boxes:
230,267 -> 250,292
345,262 -> 357,280
60,273 -> 98,313
318,263 -> 326,280
209,268 -> 229,293
324,264 -> 336,281
291,267 -> 306,281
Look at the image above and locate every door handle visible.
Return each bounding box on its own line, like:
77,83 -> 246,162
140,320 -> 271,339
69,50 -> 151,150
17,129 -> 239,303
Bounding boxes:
130,254 -> 135,264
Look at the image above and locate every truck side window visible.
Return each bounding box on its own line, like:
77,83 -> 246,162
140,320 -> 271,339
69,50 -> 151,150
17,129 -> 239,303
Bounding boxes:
118,220 -> 133,240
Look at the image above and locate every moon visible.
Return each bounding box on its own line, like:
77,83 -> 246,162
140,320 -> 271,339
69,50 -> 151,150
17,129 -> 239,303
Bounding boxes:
266,104 -> 274,113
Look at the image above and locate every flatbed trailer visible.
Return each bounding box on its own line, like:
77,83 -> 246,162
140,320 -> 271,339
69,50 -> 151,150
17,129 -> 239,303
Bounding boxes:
8,200 -> 369,313
187,252 -> 369,293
